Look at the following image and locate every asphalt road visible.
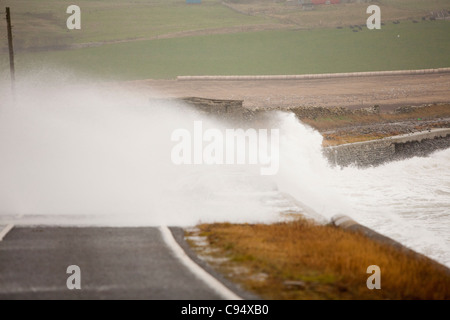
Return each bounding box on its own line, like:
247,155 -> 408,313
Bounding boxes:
0,227 -> 245,300
125,73 -> 450,110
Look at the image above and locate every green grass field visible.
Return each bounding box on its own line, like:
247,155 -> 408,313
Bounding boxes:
1,0 -> 448,50
222,0 -> 450,28
0,0 -> 276,50
2,20 -> 448,80
0,1 -> 449,80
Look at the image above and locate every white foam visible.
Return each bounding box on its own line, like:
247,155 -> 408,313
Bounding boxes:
0,72 -> 448,267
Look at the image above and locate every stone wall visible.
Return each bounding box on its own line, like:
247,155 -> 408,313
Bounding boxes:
163,97 -> 450,167
324,129 -> 450,167
179,97 -> 243,115
393,136 -> 450,161
178,97 -> 258,122
324,140 -> 394,167
290,105 -> 380,119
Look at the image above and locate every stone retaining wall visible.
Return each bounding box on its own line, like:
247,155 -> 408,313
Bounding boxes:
324,129 -> 450,167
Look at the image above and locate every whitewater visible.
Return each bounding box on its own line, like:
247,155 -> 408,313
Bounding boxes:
0,74 -> 449,267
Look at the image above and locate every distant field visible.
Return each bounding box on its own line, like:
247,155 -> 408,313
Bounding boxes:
0,0 -> 276,50
223,0 -> 450,28
1,20 -> 448,80
0,0 -> 449,51
0,1 -> 449,80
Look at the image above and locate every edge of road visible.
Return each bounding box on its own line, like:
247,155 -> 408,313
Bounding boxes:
168,226 -> 261,300
160,226 -> 243,300
0,224 -> 14,241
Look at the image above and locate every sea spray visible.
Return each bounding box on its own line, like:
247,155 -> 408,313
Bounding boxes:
274,112 -> 450,267
0,75 -> 285,226
0,73 -> 448,267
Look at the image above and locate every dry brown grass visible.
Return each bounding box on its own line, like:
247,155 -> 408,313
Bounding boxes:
302,104 -> 450,131
321,133 -> 398,146
193,219 -> 450,300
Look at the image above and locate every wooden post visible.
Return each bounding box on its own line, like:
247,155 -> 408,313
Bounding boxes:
6,7 -> 15,96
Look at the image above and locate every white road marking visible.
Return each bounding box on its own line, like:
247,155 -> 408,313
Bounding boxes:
159,225 -> 242,300
0,284 -> 133,295
0,224 -> 14,241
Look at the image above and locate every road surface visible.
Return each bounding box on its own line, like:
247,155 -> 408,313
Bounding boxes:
0,226 -> 248,300
122,73 -> 450,110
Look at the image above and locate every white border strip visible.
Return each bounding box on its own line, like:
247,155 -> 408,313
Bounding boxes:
0,224 -> 14,241
159,225 -> 242,300
177,67 -> 450,81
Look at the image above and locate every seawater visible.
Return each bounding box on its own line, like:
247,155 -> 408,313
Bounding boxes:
0,74 -> 448,267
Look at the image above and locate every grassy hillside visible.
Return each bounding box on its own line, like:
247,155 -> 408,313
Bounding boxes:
2,20 -> 448,80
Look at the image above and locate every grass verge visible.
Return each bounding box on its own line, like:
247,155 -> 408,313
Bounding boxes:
188,218 -> 450,300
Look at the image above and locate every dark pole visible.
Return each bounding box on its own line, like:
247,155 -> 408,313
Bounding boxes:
6,7 -> 15,96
